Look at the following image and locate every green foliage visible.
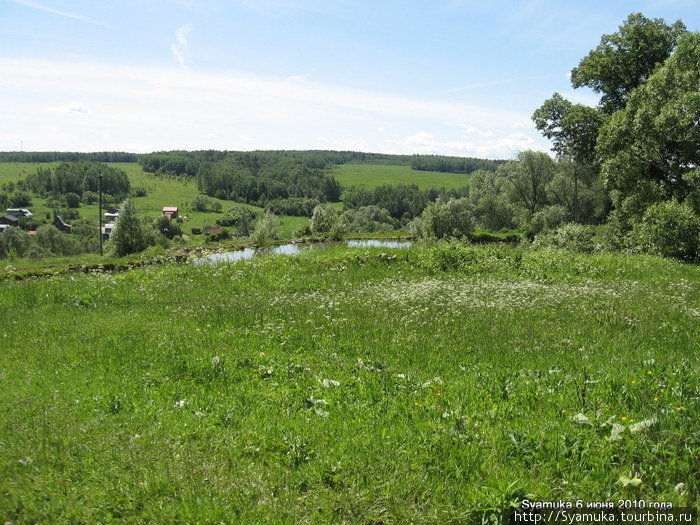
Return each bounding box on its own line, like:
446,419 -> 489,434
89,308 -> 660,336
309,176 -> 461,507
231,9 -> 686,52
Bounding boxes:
338,205 -> 396,233
250,211 -> 281,246
216,207 -> 259,236
25,162 -> 130,200
34,225 -> 82,256
64,192 -> 81,208
632,201 -> 700,260
266,197 -> 320,217
108,200 -> 157,257
9,191 -> 32,207
597,32 -> 700,209
81,190 -> 99,205
501,151 -> 556,214
0,227 -> 30,258
533,223 -> 596,253
191,194 -> 212,212
153,215 -> 182,240
310,204 -> 339,235
531,205 -> 569,234
410,198 -> 474,239
571,13 -> 687,114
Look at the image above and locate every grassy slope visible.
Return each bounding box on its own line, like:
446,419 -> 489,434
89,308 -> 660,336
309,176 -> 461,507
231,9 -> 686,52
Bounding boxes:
0,162 -> 302,238
332,164 -> 470,190
0,244 -> 697,522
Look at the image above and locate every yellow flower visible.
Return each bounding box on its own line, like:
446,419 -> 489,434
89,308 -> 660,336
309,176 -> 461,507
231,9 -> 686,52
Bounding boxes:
653,397 -> 658,401
632,380 -> 636,384
647,371 -> 652,375
621,417 -> 627,421
629,419 -> 635,423
676,407 -> 683,411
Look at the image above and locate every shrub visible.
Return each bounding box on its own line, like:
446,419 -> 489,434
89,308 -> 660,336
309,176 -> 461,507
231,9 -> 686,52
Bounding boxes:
154,215 -> 182,239
82,191 -> 99,204
632,201 -> 700,260
310,204 -> 339,235
0,227 -> 31,258
65,192 -> 81,208
410,198 -> 475,239
216,207 -> 259,236
533,223 -> 595,253
293,221 -> 312,238
250,212 -> 280,246
531,205 -> 568,234
339,205 -> 396,233
191,195 -> 212,212
35,224 -> 82,256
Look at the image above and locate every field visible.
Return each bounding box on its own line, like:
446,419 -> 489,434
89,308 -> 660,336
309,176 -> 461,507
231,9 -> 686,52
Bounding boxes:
0,243 -> 697,522
331,164 -> 471,190
0,162 -> 302,238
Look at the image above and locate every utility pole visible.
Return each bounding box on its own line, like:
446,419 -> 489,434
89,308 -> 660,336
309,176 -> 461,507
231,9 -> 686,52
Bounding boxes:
98,172 -> 103,256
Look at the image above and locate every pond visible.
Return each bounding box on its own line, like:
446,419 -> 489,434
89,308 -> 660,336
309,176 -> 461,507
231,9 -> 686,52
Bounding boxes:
194,239 -> 413,265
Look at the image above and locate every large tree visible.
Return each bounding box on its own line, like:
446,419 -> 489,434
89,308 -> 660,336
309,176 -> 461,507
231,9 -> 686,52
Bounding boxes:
501,151 -> 556,215
597,32 -> 700,212
571,13 -> 686,114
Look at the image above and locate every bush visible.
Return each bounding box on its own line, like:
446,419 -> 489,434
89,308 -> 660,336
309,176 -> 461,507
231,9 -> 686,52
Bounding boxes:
632,201 -> 700,260
531,205 -> 568,234
339,205 -> 396,233
35,224 -> 82,256
310,204 -> 339,235
216,207 -> 259,236
293,221 -> 312,237
82,191 -> 99,204
0,227 -> 31,258
250,212 -> 280,246
532,223 -> 595,253
409,198 -> 475,239
191,195 -> 212,212
65,192 -> 81,208
154,215 -> 182,239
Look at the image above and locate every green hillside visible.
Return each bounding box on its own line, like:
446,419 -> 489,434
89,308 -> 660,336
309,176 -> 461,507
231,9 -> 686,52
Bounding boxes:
332,164 -> 471,190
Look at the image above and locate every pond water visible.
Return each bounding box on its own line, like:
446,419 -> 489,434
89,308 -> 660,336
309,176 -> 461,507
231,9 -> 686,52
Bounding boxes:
195,239 -> 413,265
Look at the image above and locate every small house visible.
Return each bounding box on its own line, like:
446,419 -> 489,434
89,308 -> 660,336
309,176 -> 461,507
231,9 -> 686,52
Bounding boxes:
104,211 -> 120,221
0,215 -> 19,227
5,208 -> 33,217
162,206 -> 179,220
0,224 -> 10,234
53,215 -> 72,233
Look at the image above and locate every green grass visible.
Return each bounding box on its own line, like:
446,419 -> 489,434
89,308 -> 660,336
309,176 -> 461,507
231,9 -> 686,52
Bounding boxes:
0,243 -> 697,522
332,163 -> 471,190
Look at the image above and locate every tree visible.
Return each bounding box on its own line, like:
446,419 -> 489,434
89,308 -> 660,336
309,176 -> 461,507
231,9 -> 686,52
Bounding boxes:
250,211 -> 280,246
153,215 -> 182,240
65,192 -> 81,208
501,151 -> 556,215
571,13 -> 687,114
310,204 -> 339,235
0,227 -> 31,258
109,200 -> 157,256
597,32 -> 700,213
409,198 -> 474,239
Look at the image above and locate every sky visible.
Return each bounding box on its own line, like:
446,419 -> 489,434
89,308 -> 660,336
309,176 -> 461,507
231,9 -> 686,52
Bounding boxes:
0,0 -> 698,159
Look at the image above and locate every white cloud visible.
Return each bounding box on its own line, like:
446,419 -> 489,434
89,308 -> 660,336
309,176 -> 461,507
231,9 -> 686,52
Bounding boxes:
387,131 -> 549,159
0,58 -> 551,155
46,101 -> 92,114
171,24 -> 193,68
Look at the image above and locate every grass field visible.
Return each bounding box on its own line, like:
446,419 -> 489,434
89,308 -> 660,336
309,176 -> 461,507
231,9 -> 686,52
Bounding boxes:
0,162 -> 304,239
332,164 -> 471,190
0,243 -> 697,522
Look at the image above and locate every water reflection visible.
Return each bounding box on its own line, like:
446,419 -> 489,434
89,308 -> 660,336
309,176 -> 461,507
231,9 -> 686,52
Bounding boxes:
195,239 -> 412,265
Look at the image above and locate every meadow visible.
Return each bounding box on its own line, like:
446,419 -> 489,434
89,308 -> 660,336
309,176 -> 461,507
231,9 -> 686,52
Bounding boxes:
331,164 -> 470,190
0,243 -> 697,523
0,162 -> 304,239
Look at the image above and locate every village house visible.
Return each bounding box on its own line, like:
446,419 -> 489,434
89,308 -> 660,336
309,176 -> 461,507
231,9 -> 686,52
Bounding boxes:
5,208 -> 33,217
0,214 -> 20,227
101,223 -> 116,239
162,206 -> 179,220
53,214 -> 72,233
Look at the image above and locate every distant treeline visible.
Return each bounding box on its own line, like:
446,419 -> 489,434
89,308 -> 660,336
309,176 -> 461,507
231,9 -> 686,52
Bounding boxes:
0,151 -> 138,163
410,155 -> 504,174
24,162 -> 131,200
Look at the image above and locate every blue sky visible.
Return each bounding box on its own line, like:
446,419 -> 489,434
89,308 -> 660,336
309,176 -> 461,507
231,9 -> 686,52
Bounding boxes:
1,0 -> 698,158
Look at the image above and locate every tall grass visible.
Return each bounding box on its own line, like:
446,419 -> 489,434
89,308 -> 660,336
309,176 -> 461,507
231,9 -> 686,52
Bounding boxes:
0,244 -> 697,522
